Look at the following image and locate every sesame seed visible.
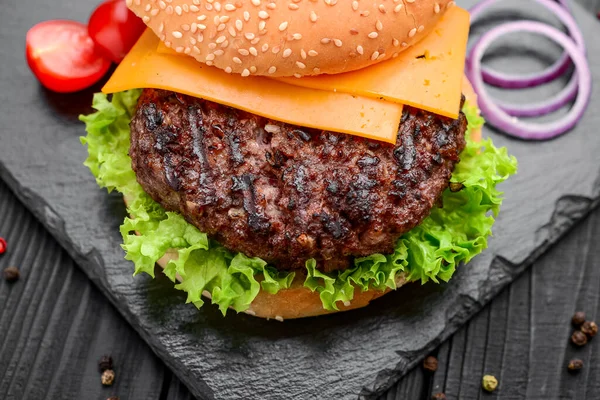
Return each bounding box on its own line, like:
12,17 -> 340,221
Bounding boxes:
308,50 -> 318,56
434,3 -> 440,13
394,4 -> 403,13
371,51 -> 379,60
333,39 -> 342,47
268,66 -> 277,74
206,53 -> 215,60
368,32 -> 378,39
279,21 -> 288,31
417,25 -> 425,33
251,0 -> 260,5
249,47 -> 258,56
224,3 -> 236,11
258,10 -> 269,19
241,68 -> 250,77
225,67 -> 232,73
288,3 -> 299,9
356,45 -> 363,55
172,31 -> 183,38
282,48 -> 292,58
262,43 -> 269,52
352,1 -> 358,11
238,49 -> 250,56
233,56 -> 242,63
408,28 -> 417,38
296,61 -> 306,69
250,66 -> 257,73
292,33 -> 302,40
376,20 -> 383,31
310,11 -> 318,22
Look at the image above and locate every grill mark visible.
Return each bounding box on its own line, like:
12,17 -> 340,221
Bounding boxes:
188,105 -> 216,205
231,174 -> 271,233
394,133 -> 416,171
145,104 -> 180,191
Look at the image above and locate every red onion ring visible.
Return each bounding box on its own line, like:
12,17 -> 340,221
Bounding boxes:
469,0 -> 584,89
467,21 -> 591,140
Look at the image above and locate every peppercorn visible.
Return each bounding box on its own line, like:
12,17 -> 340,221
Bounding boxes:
581,321 -> 598,338
423,356 -> 438,372
431,393 -> 447,400
572,311 -> 586,326
482,375 -> 498,392
449,182 -> 464,192
98,355 -> 113,372
0,237 -> 6,254
107,397 -> 120,400
571,330 -> 588,346
101,369 -> 115,386
568,359 -> 584,372
3,266 -> 19,282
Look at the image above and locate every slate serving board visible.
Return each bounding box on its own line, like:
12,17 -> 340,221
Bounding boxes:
1,0 -> 599,398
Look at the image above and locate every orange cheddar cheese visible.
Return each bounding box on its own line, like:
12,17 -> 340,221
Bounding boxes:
103,30 -> 403,144
274,6 -> 470,119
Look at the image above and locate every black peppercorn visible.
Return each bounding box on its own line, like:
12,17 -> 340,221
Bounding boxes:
572,311 -> 586,326
568,359 -> 584,372
98,355 -> 113,372
3,266 -> 19,282
423,356 -> 438,372
571,330 -> 588,346
431,393 -> 447,400
581,321 -> 598,338
101,369 -> 115,386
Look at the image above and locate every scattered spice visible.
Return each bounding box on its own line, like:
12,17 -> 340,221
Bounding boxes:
571,330 -> 588,346
98,355 -> 113,372
568,359 -> 584,372
3,266 -> 20,282
431,393 -> 447,400
449,182 -> 464,192
423,356 -> 438,372
101,369 -> 115,386
0,237 -> 6,254
107,397 -> 120,400
482,375 -> 498,392
572,311 -> 586,326
581,321 -> 598,338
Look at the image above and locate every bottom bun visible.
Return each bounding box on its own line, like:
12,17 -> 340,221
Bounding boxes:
129,75 -> 480,320
157,249 -> 406,320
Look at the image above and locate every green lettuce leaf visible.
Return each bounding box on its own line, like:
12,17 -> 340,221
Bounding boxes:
81,92 -> 517,314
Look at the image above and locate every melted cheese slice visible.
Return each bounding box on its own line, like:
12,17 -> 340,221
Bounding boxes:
103,30 -> 403,143
275,6 -> 470,119
156,6 -> 469,119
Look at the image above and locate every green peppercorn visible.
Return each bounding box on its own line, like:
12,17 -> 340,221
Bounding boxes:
482,375 -> 498,392
568,359 -> 584,372
581,321 -> 598,338
101,369 -> 115,386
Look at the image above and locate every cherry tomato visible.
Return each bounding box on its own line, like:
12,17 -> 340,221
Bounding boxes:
88,0 -> 146,63
26,20 -> 111,93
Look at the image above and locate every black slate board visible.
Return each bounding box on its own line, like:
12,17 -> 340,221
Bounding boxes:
1,1 -> 599,399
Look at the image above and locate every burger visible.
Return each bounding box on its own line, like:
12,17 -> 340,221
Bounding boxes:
81,0 -> 517,319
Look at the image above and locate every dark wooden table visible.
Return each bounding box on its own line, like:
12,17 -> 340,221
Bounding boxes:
2,1 -> 600,399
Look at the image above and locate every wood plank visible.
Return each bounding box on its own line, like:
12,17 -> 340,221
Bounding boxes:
389,209 -> 600,399
0,180 -> 166,400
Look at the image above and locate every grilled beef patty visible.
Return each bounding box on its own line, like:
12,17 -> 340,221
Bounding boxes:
130,89 -> 467,271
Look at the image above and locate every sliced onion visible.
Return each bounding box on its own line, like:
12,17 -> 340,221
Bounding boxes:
469,0 -> 584,89
467,21 -> 591,140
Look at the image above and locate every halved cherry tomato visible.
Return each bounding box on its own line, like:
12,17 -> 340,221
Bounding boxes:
26,20 -> 111,93
88,0 -> 147,63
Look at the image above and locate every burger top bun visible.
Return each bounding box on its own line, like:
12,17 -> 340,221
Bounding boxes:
127,0 -> 457,77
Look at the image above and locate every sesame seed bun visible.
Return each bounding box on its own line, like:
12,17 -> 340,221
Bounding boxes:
126,0 -> 457,77
125,76 -> 479,320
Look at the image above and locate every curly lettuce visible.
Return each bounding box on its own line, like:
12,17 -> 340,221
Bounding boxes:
81,92 -> 517,314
